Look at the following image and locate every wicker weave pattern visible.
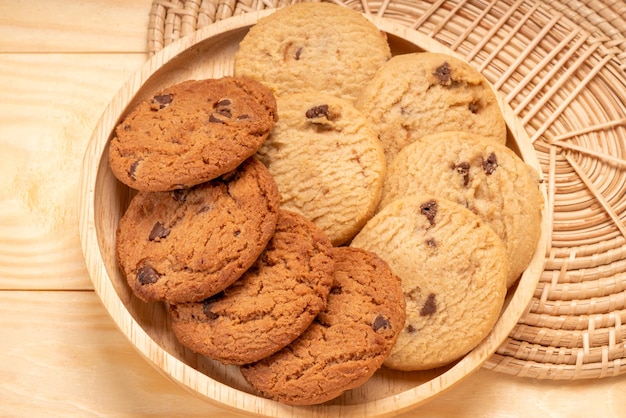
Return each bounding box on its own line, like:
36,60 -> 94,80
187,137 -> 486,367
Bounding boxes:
147,0 -> 626,380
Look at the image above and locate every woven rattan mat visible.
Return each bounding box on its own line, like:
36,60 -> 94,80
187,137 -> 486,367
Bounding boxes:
147,0 -> 626,380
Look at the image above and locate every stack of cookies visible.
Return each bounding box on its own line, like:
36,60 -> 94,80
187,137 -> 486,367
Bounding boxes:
110,1 -> 543,406
234,2 -> 543,373
110,66 -> 405,405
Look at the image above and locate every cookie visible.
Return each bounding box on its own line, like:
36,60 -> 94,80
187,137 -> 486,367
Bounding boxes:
350,195 -> 507,371
255,92 -> 386,245
109,77 -> 277,191
354,52 -> 507,162
115,157 -> 280,304
380,131 -> 543,287
169,210 -> 334,365
240,246 -> 406,405
234,2 -> 391,101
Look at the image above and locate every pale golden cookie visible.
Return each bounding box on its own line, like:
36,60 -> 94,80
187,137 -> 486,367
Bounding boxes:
256,92 -> 386,245
380,131 -> 543,287
234,2 -> 391,101
355,52 -> 507,162
351,195 -> 507,371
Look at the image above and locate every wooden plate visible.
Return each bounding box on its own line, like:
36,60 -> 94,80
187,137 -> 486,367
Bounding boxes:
79,10 -> 549,417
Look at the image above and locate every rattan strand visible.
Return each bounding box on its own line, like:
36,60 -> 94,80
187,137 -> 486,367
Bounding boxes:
146,0 -> 626,380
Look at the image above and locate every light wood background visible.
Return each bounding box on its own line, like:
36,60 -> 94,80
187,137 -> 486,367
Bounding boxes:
1,1 -> 625,416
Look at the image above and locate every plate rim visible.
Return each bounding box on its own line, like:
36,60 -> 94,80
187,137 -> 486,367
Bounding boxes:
78,10 -> 548,417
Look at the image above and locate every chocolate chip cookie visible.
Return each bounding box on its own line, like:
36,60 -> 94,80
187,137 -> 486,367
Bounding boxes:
255,92 -> 386,245
355,52 -> 507,162
168,210 -> 334,365
351,195 -> 507,371
379,131 -> 543,287
109,77 -> 277,191
234,2 -> 391,101
240,246 -> 405,405
115,157 -> 280,304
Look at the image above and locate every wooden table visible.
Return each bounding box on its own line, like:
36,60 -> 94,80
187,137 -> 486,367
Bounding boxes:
2,1 -> 625,416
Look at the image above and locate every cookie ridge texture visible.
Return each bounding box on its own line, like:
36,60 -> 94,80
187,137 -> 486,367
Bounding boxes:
169,210 -> 334,365
351,195 -> 507,371
115,157 -> 280,304
355,52 -> 507,162
380,131 -> 543,287
256,92 -> 386,245
240,246 -> 406,405
234,2 -> 391,101
109,77 -> 277,191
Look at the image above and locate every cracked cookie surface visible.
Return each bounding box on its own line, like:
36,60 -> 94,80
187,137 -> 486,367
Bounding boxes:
115,157 -> 280,304
234,2 -> 391,101
169,210 -> 334,365
109,77 -> 277,191
351,195 -> 507,371
240,246 -> 405,405
354,52 -> 507,162
256,92 -> 386,245
379,131 -> 543,287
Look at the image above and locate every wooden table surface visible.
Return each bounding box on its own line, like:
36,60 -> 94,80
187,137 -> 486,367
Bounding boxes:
2,1 -> 626,416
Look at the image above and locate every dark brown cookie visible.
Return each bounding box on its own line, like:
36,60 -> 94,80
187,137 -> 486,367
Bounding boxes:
109,76 -> 277,192
240,246 -> 406,405
115,157 -> 280,304
169,210 -> 334,365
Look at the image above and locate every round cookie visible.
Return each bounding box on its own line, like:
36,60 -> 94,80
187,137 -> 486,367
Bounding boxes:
169,210 -> 334,365
380,131 -> 543,287
354,52 -> 507,162
109,77 -> 277,191
115,157 -> 280,304
240,246 -> 406,405
350,195 -> 507,371
234,2 -> 391,101
255,92 -> 386,245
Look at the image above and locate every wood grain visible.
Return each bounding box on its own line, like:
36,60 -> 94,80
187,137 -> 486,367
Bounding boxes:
0,0 -> 152,53
1,290 -> 624,417
0,53 -> 146,290
2,1 -> 626,416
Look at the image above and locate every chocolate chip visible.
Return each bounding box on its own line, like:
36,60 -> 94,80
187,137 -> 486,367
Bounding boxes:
482,152 -> 498,175
151,94 -> 173,110
433,62 -> 452,85
454,161 -> 471,186
128,160 -> 139,180
420,293 -> 437,316
123,124 -> 131,131
406,324 -> 417,333
237,114 -> 250,120
171,189 -> 187,202
137,264 -> 159,285
209,114 -> 226,124
425,238 -> 438,248
203,308 -> 219,320
215,108 -> 232,118
197,205 -> 212,214
295,47 -> 303,60
306,104 -> 329,119
469,100 -> 480,113
202,295 -> 221,320
216,99 -> 231,107
372,314 -> 391,332
330,285 -> 343,295
149,222 -> 170,241
420,200 -> 438,226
